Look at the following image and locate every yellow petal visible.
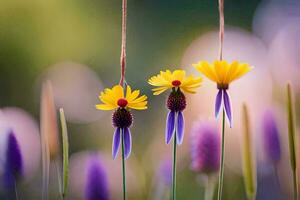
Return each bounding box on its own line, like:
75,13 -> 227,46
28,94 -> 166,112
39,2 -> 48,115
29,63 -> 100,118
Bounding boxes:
153,88 -> 169,95
128,101 -> 148,110
125,85 -> 132,99
194,61 -> 218,83
230,64 -> 252,82
112,85 -> 124,99
95,104 -> 117,110
129,95 -> 147,104
225,61 -> 239,83
172,70 -> 185,82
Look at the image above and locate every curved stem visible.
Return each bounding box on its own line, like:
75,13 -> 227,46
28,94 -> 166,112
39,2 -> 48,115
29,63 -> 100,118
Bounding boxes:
172,134 -> 177,200
218,0 -> 224,61
217,110 -> 226,200
119,0 -> 127,86
121,129 -> 127,200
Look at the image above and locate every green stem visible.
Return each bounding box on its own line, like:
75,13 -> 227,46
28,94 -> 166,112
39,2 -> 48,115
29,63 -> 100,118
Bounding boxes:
293,170 -> 298,200
217,110 -> 226,200
205,175 -> 215,200
172,133 -> 177,200
121,129 -> 126,200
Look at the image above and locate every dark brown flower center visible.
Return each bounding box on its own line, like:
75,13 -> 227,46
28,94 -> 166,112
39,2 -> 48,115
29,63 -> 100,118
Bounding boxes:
112,108 -> 133,128
167,89 -> 186,112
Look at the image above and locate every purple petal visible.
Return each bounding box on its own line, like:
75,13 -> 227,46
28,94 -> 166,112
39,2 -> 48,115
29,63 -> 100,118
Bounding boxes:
176,111 -> 184,145
215,90 -> 223,118
166,111 -> 175,144
223,90 -> 232,127
124,128 -> 132,159
112,128 -> 121,160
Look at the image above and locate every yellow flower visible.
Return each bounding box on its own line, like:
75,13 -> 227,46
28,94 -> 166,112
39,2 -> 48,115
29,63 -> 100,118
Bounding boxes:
96,85 -> 147,110
148,70 -> 202,95
193,60 -> 253,87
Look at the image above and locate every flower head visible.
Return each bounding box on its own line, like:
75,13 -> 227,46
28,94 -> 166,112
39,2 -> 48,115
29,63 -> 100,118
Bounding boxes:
148,69 -> 201,145
96,84 -> 146,160
190,122 -> 220,174
148,70 -> 202,95
85,155 -> 109,200
4,130 -> 23,188
193,60 -> 252,88
193,60 -> 253,127
96,85 -> 147,110
262,110 -> 281,164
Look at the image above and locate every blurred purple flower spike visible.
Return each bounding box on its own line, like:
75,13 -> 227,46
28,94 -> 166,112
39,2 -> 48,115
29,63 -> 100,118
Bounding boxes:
262,110 -> 281,164
4,130 -> 23,188
85,155 -> 109,200
190,122 -> 220,174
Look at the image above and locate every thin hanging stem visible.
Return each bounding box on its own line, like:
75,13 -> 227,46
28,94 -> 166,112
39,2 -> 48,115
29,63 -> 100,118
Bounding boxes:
218,110 -> 226,200
121,129 -> 127,200
172,133 -> 177,200
218,0 -> 224,61
119,0 -> 127,86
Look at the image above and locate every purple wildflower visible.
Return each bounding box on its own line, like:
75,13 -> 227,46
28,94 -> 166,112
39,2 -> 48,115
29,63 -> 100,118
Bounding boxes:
165,88 -> 186,145
4,130 -> 23,188
190,122 -> 220,174
85,155 -> 109,200
262,110 -> 281,164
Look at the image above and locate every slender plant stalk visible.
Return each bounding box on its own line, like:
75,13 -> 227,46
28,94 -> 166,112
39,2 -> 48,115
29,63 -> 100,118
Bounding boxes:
217,0 -> 225,197
172,133 -> 177,200
241,104 -> 256,200
59,109 -> 69,200
119,0 -> 127,86
205,176 -> 215,200
287,83 -> 298,200
121,129 -> 127,200
217,110 -> 226,200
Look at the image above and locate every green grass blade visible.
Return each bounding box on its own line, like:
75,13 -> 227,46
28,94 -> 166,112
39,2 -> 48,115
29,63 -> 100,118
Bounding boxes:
287,83 -> 298,200
242,104 -> 257,200
59,108 -> 69,199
